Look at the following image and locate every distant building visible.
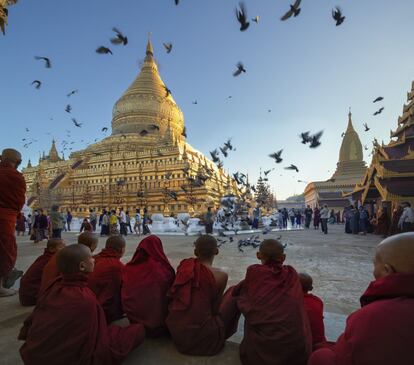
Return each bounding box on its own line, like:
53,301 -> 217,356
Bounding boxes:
304,111 -> 367,212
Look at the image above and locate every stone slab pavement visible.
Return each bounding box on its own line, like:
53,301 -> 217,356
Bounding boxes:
0,224 -> 382,365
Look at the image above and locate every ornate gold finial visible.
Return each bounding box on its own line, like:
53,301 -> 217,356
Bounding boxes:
146,33 -> 154,56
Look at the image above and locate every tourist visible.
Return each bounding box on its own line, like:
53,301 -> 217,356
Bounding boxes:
359,206 -> 369,235
304,205 -> 313,229
299,273 -> 328,350
109,209 -> 119,235
233,239 -> 311,365
313,206 -> 321,229
134,208 -> 142,235
166,235 -> 240,355
320,205 -> 330,234
126,211 -> 133,233
100,209 -> 109,236
308,232 -> 414,365
49,204 -> 65,238
0,148 -> 26,297
66,211 -> 72,231
282,208 -> 288,228
398,201 -> 414,232
205,206 -> 214,234
142,208 -> 151,235
122,235 -> 175,336
19,244 -> 145,365
80,217 -> 93,232
88,235 -> 126,323
19,238 -> 65,306
16,212 -> 26,236
295,209 -> 302,228
119,207 -> 127,236
277,209 -> 284,229
289,208 -> 296,228
38,209 -> 49,241
89,209 -> 97,232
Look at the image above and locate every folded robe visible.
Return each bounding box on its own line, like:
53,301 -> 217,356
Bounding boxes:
0,161 -> 26,277
308,273 -> 414,365
88,248 -> 124,323
166,258 -> 226,355
19,272 -> 145,365
304,293 -> 327,348
122,235 -> 175,336
233,262 -> 312,365
39,255 -> 59,294
19,249 -> 54,306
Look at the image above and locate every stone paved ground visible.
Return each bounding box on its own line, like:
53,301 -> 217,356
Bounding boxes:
0,224 -> 383,365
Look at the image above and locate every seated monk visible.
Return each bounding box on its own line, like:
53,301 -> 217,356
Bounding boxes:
299,273 -> 328,350
40,231 -> 98,293
233,239 -> 311,365
122,235 -> 175,336
19,238 -> 65,306
308,232 -> 414,365
19,244 -> 145,365
88,235 -> 126,323
166,234 -> 240,355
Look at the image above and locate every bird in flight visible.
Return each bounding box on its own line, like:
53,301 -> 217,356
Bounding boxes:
175,0 -> 179,4
140,130 -> 148,136
309,131 -> 323,148
269,150 -> 283,163
252,16 -> 259,24
67,89 -> 78,97
300,131 -> 311,144
224,139 -> 234,151
192,100 -> 198,105
148,124 -> 160,131
72,118 -> 82,127
363,123 -> 370,132
34,56 -> 52,68
96,46 -> 113,55
65,104 -> 72,113
31,80 -> 41,89
281,0 -> 301,21
373,107 -> 384,116
373,96 -> 384,103
285,164 -> 299,172
101,127 -> 108,132
182,127 -> 187,138
163,43 -> 173,53
233,62 -> 246,77
210,149 -> 220,163
235,2 -> 250,31
111,27 -> 128,45
264,168 -> 274,176
164,85 -> 172,97
332,7 -> 345,26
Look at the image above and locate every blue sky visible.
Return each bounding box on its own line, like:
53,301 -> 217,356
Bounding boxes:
1,0 -> 413,199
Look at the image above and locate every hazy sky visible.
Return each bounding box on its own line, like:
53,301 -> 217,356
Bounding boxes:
1,0 -> 413,199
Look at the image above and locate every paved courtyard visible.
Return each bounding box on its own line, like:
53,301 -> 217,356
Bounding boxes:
0,224 -> 383,364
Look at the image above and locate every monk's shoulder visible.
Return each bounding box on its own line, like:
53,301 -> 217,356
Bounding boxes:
210,267 -> 228,287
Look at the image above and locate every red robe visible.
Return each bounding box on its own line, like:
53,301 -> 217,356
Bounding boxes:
233,263 -> 312,365
122,235 -> 175,336
303,293 -> 327,348
0,161 -> 26,277
88,248 -> 124,323
19,249 -> 54,306
308,273 -> 414,365
19,272 -> 145,365
166,258 -> 227,355
39,255 -> 60,294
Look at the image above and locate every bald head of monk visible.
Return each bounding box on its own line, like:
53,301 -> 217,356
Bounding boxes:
57,244 -> 95,275
105,235 -> 126,256
194,235 -> 218,261
78,232 -> 98,253
373,232 -> 414,279
257,239 -> 286,264
299,273 -> 313,293
46,238 -> 66,253
1,148 -> 22,169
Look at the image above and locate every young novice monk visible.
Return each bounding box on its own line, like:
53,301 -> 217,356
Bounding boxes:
309,232 -> 414,365
166,234 -> 240,355
233,239 -> 311,365
122,235 -> 175,336
40,231 -> 98,293
19,238 -> 65,306
88,235 -> 126,323
299,272 -> 327,349
19,244 -> 145,365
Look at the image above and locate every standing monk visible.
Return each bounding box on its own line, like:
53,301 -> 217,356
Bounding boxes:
0,148 -> 26,296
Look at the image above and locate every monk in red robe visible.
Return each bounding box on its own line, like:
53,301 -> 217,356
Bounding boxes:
299,273 -> 328,349
166,235 -> 240,355
19,244 -> 145,365
233,239 -> 312,365
0,148 -> 26,296
308,232 -> 414,365
19,238 -> 65,306
122,235 -> 175,336
40,231 -> 98,293
88,235 -> 126,323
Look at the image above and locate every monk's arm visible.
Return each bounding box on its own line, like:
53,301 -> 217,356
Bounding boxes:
212,269 -> 228,313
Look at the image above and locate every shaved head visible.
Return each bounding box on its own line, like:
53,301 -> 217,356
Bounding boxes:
105,235 -> 126,253
56,244 -> 92,274
78,232 -> 98,252
1,148 -> 22,167
46,238 -> 65,253
374,232 -> 414,278
258,239 -> 285,263
194,235 -> 218,259
299,273 -> 313,293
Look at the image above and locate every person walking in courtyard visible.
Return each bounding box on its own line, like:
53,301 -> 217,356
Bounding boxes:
49,204 -> 65,238
320,205 -> 330,234
304,206 -> 313,229
142,208 -> 151,235
359,206 -> 369,235
289,209 -> 296,228
89,209 -> 97,232
350,205 -> 360,234
205,207 -> 214,234
66,211 -> 72,231
38,209 -> 49,241
16,212 -> 26,236
110,210 -> 119,235
313,207 -> 320,229
126,211 -> 133,233
100,210 -> 110,236
398,202 -> 414,232
134,209 -> 142,235
119,207 -> 127,236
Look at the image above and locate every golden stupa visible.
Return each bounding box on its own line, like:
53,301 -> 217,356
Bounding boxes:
304,111 -> 367,212
23,40 -> 239,216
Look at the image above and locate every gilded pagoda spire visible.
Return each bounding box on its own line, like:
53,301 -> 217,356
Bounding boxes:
48,139 -> 60,162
